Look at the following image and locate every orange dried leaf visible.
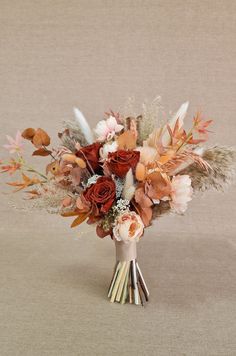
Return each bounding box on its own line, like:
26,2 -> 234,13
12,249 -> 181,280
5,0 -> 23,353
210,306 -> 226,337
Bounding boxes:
24,189 -> 41,199
188,138 -> 206,145
33,128 -> 50,148
7,173 -> 41,192
21,128 -> 36,140
0,160 -> 21,175
71,212 -> 89,228
32,147 -> 51,156
145,171 -> 171,200
132,199 -> 152,227
61,210 -> 81,217
22,127 -> 51,148
117,130 -> 136,149
25,189 -> 40,195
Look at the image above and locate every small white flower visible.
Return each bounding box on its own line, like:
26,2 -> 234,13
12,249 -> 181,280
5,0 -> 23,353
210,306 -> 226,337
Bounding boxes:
94,116 -> 123,142
85,174 -> 101,187
152,199 -> 160,204
99,140 -> 118,160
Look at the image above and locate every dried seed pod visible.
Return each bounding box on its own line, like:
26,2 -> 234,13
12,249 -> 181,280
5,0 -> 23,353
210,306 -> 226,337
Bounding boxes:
61,154 -> 77,163
135,162 -> 146,181
75,157 -> 86,169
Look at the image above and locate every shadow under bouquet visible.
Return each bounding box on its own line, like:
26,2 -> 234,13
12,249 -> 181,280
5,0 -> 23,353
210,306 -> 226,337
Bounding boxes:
1,100 -> 236,306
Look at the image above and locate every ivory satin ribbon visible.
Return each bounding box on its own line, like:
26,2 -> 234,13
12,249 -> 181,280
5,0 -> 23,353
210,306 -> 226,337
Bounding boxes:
115,240 -> 137,261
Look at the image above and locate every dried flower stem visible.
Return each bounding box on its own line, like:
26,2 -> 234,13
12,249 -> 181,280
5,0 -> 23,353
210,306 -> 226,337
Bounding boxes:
108,259 -> 149,305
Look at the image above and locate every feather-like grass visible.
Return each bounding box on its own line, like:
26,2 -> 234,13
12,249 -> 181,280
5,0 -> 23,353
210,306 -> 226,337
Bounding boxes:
182,146 -> 236,191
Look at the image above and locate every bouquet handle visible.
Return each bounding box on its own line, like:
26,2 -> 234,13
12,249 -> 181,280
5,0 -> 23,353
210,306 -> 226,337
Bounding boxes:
108,240 -> 149,305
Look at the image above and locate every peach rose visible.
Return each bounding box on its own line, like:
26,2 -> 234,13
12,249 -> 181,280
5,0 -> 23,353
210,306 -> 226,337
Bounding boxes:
113,211 -> 144,243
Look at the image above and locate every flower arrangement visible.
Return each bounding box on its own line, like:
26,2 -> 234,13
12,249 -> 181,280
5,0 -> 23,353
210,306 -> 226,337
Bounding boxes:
1,100 -> 236,306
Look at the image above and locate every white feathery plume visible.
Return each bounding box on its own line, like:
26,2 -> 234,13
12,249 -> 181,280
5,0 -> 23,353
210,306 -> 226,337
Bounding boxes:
162,101 -> 189,146
169,101 -> 189,128
122,169 -> 136,201
73,107 -> 94,144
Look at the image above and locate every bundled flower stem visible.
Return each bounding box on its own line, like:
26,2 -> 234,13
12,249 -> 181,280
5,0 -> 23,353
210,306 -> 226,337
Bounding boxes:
108,241 -> 149,305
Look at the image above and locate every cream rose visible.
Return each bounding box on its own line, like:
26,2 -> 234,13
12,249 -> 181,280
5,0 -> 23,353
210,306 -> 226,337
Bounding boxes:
113,211 -> 144,243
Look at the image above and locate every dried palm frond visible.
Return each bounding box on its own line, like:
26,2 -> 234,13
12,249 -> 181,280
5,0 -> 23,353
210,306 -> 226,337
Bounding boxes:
163,151 -> 212,175
182,146 -> 236,192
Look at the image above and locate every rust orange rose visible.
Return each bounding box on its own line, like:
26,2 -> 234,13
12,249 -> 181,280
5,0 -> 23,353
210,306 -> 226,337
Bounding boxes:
107,150 -> 140,178
83,176 -> 116,215
76,142 -> 101,173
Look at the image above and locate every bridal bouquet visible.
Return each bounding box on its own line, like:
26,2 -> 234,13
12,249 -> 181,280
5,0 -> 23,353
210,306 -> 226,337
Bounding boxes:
1,99 -> 235,306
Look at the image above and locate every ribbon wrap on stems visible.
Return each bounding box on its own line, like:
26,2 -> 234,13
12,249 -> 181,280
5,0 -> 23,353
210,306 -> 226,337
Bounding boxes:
108,239 -> 149,306
115,240 -> 137,262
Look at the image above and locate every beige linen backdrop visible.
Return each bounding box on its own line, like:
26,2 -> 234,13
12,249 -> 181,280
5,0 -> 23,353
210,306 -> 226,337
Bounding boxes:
1,1 -> 236,355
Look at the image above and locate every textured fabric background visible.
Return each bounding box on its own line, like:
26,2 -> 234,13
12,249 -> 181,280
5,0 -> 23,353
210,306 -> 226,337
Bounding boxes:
0,1 -> 236,355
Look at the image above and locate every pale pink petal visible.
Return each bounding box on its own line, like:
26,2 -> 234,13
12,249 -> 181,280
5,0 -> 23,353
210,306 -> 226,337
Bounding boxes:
115,124 -> 124,133
6,135 -> 15,145
3,144 -> 12,150
106,116 -> 117,130
15,131 -> 23,144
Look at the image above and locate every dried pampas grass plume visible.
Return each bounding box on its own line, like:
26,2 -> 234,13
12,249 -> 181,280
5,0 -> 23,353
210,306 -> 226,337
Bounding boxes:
182,146 -> 236,192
